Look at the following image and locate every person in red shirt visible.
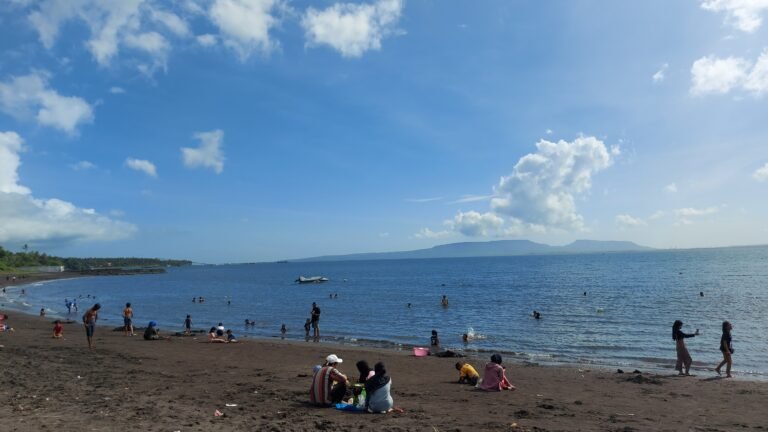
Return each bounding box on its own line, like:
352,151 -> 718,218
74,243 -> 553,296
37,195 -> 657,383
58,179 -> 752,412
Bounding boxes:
53,320 -> 64,338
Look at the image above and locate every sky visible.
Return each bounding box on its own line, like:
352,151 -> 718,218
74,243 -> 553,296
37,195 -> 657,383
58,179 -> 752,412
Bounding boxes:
1,0 -> 767,263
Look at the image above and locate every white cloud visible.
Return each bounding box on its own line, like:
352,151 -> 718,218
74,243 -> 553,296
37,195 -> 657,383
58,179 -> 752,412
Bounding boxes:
615,213 -> 647,229
302,0 -> 403,58
653,63 -> 668,83
414,227 -> 450,239
545,129 -> 553,135
0,130 -> 135,244
150,9 -> 190,37
673,206 -> 720,225
0,71 -> 93,133
0,132 -> 30,195
125,157 -> 157,177
109,86 -> 126,94
181,129 -> 225,173
449,194 -> 495,204
701,0 -> 768,32
196,33 -> 218,47
753,162 -> 768,181
490,136 -> 618,231
665,183 -> 678,193
690,55 -> 750,95
27,1 -> 191,74
208,0 -> 282,59
650,210 -> 666,220
447,211 -> 504,237
378,232 -> 390,238
70,160 -> 96,171
691,50 -> 768,96
744,49 -> 768,95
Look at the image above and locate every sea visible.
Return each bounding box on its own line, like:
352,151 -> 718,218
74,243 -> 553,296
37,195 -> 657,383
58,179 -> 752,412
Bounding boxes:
3,246 -> 768,380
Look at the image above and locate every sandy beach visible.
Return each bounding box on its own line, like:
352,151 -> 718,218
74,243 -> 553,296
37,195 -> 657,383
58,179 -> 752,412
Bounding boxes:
1,309 -> 767,432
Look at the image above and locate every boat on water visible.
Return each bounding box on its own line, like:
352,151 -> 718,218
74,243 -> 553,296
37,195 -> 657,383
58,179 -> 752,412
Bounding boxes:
295,276 -> 329,284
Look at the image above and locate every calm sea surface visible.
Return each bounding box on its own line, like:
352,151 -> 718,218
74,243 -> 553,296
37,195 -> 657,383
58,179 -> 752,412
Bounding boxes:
4,247 -> 768,379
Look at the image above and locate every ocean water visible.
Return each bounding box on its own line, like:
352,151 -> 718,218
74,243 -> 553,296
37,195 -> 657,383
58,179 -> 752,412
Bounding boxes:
4,246 -> 768,379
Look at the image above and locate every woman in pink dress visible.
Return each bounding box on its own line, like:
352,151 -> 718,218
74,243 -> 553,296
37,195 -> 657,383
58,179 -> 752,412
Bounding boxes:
479,354 -> 515,391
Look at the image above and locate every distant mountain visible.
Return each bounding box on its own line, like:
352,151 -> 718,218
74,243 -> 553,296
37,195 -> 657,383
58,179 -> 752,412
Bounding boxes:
289,239 -> 652,262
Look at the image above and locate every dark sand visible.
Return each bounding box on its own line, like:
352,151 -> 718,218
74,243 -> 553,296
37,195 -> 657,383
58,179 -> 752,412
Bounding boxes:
1,303 -> 767,431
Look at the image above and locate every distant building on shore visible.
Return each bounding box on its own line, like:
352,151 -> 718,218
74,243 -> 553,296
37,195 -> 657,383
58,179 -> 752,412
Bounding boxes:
17,266 -> 65,273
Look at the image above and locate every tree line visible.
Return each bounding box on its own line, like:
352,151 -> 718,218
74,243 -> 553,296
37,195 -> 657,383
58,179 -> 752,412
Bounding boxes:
0,245 -> 191,272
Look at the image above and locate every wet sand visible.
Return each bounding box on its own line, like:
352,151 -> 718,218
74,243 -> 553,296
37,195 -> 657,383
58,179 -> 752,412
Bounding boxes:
1,311 -> 767,431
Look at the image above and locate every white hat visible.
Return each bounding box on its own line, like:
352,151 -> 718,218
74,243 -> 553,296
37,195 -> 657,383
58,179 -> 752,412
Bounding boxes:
326,354 -> 343,364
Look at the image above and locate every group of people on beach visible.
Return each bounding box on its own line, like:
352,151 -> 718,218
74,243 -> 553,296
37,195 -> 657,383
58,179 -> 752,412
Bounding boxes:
673,319 -> 735,377
307,350 -> 516,415
309,353 -> 395,413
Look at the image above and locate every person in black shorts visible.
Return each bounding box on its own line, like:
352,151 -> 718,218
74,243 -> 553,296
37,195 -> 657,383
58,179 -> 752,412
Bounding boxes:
311,302 -> 321,339
715,321 -> 734,378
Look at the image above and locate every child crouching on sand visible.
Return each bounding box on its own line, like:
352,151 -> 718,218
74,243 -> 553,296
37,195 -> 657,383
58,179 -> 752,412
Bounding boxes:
456,361 -> 479,385
479,354 -> 515,391
53,320 -> 64,338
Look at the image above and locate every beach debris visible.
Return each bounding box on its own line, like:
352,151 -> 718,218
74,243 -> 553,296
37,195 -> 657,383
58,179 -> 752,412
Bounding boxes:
225,404 -> 237,407
616,369 -> 624,374
214,409 -> 224,417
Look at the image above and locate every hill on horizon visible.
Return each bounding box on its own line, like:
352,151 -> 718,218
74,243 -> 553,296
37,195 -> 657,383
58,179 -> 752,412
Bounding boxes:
287,239 -> 652,263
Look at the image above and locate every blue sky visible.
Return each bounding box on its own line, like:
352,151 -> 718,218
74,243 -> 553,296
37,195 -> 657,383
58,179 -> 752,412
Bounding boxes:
1,0 -> 767,263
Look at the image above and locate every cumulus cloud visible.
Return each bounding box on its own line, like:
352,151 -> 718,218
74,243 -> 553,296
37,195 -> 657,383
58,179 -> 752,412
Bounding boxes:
414,227 -> 451,239
447,211 -> 504,237
691,50 -> 768,96
302,0 -> 404,57
109,86 -> 126,94
490,136 -> 618,231
208,0 -> 283,59
701,0 -> 768,32
0,131 -> 135,245
26,0 -> 191,74
665,183 -> 678,193
125,157 -> 157,177
615,214 -> 646,229
753,162 -> 768,181
0,71 -> 93,133
653,63 -> 668,83
181,129 -> 225,174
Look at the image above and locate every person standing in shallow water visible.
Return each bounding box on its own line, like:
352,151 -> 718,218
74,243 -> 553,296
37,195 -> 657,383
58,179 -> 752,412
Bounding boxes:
715,321 -> 734,378
311,302 -> 321,340
672,320 -> 699,376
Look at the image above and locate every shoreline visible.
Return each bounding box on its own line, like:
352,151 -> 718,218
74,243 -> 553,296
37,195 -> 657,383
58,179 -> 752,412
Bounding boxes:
4,276 -> 765,383
2,312 -> 768,431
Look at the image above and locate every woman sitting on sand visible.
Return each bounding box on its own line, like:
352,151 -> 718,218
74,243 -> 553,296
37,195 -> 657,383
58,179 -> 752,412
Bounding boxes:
672,320 -> 699,376
479,354 -> 515,391
356,360 -> 373,383
208,327 -> 226,343
365,362 -> 393,413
